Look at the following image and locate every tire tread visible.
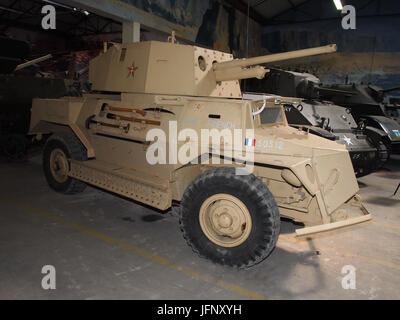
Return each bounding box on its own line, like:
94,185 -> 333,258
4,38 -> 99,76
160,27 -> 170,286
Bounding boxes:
179,167 -> 280,269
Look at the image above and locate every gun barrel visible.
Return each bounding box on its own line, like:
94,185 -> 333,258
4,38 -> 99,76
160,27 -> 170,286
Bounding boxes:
213,44 -> 337,72
14,54 -> 52,71
382,86 -> 400,93
318,87 -> 354,96
215,66 -> 269,82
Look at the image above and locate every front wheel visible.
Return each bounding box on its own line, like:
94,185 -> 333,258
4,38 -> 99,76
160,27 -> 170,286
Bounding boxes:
180,167 -> 280,268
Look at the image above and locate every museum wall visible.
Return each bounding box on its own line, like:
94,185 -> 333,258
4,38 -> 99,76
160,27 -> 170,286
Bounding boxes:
261,0 -> 400,94
7,0 -> 399,94
119,0 -> 263,58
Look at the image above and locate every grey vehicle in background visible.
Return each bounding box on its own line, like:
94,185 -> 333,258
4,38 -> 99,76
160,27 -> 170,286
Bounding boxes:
244,69 -> 380,175
319,83 -> 400,155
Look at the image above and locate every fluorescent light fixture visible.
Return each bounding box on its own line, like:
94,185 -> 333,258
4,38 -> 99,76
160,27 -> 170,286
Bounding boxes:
333,0 -> 343,10
43,1 -> 90,15
43,0 -> 72,10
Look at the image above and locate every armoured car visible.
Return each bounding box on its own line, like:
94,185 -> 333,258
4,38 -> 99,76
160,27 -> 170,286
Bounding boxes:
29,38 -> 371,267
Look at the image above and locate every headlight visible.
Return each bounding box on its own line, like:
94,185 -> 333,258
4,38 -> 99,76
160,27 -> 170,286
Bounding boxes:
281,169 -> 302,187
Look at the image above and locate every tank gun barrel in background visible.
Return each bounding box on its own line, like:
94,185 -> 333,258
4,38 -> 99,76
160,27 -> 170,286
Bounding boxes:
213,44 -> 337,82
318,86 -> 354,96
14,54 -> 52,71
382,86 -> 400,93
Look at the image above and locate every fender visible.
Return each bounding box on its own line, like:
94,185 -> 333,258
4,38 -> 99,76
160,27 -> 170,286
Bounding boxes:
29,97 -> 95,158
364,125 -> 388,142
363,115 -> 400,142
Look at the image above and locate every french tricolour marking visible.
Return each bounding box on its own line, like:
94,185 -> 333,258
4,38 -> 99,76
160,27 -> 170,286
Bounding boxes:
244,138 -> 256,147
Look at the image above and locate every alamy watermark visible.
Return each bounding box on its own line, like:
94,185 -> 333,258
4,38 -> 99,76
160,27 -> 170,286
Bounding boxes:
341,5 -> 356,30
145,121 -> 255,175
41,3 -> 356,31
41,265 -> 56,290
41,5 -> 56,30
341,265 -> 356,290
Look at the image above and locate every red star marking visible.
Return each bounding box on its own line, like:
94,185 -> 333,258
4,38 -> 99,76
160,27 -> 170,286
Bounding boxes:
128,64 -> 138,77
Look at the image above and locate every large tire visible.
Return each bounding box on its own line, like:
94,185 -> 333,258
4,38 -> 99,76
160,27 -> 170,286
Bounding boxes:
2,134 -> 28,161
180,167 -> 280,268
43,132 -> 87,194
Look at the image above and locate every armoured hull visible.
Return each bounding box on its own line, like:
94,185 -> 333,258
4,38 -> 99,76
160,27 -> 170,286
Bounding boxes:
30,93 -> 371,235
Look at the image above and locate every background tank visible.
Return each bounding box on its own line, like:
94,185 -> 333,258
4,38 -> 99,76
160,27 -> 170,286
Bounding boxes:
320,83 -> 400,124
245,69 -> 379,174
0,36 -> 89,160
320,83 -> 400,154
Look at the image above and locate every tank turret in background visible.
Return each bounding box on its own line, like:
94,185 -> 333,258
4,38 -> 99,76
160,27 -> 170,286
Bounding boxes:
245,69 -> 381,174
320,83 -> 400,123
320,83 -> 400,155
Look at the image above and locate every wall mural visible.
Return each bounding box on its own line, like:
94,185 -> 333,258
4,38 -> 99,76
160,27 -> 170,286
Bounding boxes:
119,0 -> 262,58
261,0 -> 400,94
119,0 -> 400,93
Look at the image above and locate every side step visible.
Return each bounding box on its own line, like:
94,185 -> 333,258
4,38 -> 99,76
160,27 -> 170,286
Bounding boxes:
68,159 -> 171,210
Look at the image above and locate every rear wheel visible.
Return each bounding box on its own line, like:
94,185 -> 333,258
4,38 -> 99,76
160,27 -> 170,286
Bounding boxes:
43,132 -> 87,194
2,134 -> 28,161
180,167 -> 280,268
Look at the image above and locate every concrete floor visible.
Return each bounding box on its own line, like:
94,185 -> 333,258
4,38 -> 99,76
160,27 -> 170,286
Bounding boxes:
0,154 -> 399,300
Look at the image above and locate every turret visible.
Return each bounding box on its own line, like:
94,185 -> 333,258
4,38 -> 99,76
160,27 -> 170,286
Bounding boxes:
89,38 -> 336,98
251,68 -> 323,99
320,83 -> 397,106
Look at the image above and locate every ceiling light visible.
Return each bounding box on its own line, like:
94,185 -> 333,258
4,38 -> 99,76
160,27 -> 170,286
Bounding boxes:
333,0 -> 343,10
43,0 -> 72,10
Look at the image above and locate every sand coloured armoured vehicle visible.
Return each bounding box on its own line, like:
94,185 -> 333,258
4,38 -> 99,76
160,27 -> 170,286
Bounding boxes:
29,36 -> 371,268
